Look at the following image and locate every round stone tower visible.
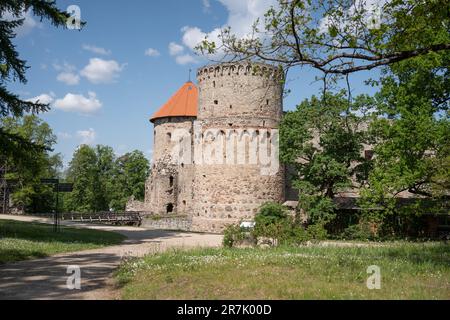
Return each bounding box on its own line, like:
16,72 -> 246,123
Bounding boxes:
145,81 -> 197,215
192,62 -> 285,232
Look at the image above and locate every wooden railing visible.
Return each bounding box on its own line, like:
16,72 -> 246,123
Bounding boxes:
60,212 -> 142,226
22,212 -> 142,226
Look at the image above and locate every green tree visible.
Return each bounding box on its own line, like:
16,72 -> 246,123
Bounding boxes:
110,151 -> 149,211
0,1 -> 80,161
64,147 -> 149,213
198,0 -> 449,77
94,145 -> 116,211
280,92 -> 374,223
361,51 -> 449,216
1,115 -> 62,212
65,145 -> 98,212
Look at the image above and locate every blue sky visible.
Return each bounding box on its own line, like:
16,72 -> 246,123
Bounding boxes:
9,0 -> 379,166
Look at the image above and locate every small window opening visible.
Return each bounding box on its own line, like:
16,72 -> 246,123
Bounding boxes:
169,175 -> 174,187
166,203 -> 174,213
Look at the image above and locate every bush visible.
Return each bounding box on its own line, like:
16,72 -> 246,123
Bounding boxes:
254,202 -> 288,227
223,224 -> 243,247
340,222 -> 374,241
253,218 -> 322,246
306,223 -> 328,241
223,224 -> 256,248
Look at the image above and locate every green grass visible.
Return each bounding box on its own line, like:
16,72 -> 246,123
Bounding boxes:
116,242 -> 450,300
0,219 -> 126,264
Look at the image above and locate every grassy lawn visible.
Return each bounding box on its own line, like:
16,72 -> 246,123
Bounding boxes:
0,219 -> 126,264
116,242 -> 450,299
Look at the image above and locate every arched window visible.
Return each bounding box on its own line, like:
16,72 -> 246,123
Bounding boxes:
169,175 -> 174,187
167,132 -> 171,142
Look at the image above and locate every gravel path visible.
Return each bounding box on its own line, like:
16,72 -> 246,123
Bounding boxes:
0,214 -> 223,300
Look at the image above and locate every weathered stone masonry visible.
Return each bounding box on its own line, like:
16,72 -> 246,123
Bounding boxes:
131,62 -> 286,233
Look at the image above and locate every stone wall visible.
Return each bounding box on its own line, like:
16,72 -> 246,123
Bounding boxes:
152,117 -> 195,162
125,196 -> 148,212
145,116 -> 196,214
141,215 -> 193,231
191,62 -> 285,233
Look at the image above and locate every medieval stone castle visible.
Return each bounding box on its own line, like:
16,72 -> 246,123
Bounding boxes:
128,62 -> 290,233
124,61 -> 436,235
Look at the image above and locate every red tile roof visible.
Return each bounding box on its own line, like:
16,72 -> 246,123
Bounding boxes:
150,82 -> 198,122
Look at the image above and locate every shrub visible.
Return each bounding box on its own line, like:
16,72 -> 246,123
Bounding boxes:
340,222 -> 374,241
223,224 -> 242,247
289,225 -> 310,244
254,202 -> 288,227
306,223 -> 328,241
223,224 -> 256,248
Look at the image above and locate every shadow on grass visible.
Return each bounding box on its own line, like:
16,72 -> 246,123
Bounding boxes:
0,219 -> 126,264
0,249 -> 48,263
0,219 -> 125,245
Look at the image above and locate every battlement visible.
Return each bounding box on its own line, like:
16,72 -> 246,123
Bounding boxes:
196,62 -> 283,83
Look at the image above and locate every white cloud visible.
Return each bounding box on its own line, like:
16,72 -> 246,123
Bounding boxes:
180,0 -> 278,57
26,93 -> 54,105
53,62 -> 80,85
202,0 -> 211,13
54,92 -> 102,114
169,42 -> 185,56
144,48 -> 160,57
168,42 -> 198,65
80,58 -> 125,84
319,0 -> 386,34
175,54 -> 198,65
3,9 -> 39,37
76,128 -> 96,145
58,132 -> 72,139
53,62 -> 76,72
57,72 -> 80,85
82,44 -> 111,55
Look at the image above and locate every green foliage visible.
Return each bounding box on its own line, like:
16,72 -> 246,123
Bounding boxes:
1,115 -> 62,212
110,150 -> 150,211
340,223 -> 374,241
64,146 -> 149,213
250,203 -> 329,246
222,224 -> 246,248
65,145 -> 99,212
254,201 -> 288,226
281,92 -> 373,223
360,51 -> 449,216
197,0 -> 450,78
305,223 -> 328,241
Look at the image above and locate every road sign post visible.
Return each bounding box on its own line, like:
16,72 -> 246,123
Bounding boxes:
40,179 -> 73,232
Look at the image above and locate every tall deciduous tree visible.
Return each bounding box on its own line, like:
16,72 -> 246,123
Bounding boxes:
65,145 -> 98,213
1,115 -> 62,212
65,147 -> 149,213
110,151 -> 150,211
361,51 -> 449,215
280,92 -> 374,223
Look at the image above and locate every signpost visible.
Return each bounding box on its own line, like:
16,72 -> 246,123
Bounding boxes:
40,179 -> 73,232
